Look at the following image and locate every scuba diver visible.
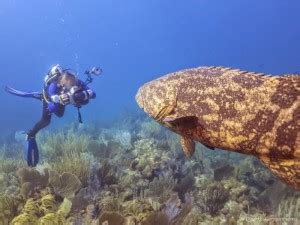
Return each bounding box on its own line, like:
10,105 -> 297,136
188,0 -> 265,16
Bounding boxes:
5,65 -> 102,167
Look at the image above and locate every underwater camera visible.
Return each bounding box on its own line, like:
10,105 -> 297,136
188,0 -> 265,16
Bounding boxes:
84,66 -> 103,85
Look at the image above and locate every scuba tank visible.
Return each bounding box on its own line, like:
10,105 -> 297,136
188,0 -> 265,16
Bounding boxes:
43,64 -> 64,104
44,64 -> 64,86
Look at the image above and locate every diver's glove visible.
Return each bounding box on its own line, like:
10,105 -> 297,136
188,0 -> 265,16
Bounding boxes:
60,93 -> 71,105
50,95 -> 61,103
50,94 -> 70,105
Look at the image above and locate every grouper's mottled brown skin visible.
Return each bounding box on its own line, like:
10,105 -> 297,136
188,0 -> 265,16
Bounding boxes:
136,66 -> 300,190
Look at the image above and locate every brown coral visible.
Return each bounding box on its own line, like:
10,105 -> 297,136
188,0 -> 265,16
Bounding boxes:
16,167 -> 49,199
48,170 -> 82,199
196,182 -> 229,216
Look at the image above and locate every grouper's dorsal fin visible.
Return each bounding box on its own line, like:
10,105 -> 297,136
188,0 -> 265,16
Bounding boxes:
259,155 -> 300,190
202,66 -> 281,79
180,136 -> 195,158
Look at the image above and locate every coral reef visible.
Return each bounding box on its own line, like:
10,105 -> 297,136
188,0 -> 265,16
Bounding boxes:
0,115 -> 299,224
17,167 -> 49,199
0,194 -> 21,225
48,170 -> 82,199
195,182 -> 230,216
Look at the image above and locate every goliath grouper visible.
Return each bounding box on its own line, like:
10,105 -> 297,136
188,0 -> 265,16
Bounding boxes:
136,66 -> 299,190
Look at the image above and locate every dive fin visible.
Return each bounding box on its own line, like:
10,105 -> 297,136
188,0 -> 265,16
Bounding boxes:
5,86 -> 42,100
27,138 -> 39,167
259,155 -> 300,190
180,136 -> 196,158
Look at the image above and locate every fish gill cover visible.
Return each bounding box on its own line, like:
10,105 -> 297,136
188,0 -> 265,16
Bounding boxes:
0,0 -> 299,225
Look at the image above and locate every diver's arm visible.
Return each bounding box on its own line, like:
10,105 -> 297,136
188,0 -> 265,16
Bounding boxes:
72,88 -> 96,104
74,80 -> 96,101
48,82 -> 60,103
48,82 -> 71,105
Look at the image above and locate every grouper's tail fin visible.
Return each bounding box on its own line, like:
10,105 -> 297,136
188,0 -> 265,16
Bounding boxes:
5,86 -> 42,100
259,155 -> 300,190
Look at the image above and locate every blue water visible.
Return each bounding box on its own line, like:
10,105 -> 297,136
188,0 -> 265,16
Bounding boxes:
0,0 -> 299,141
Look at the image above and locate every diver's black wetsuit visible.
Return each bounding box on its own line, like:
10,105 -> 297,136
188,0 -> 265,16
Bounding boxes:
27,78 -> 95,138
27,100 -> 65,138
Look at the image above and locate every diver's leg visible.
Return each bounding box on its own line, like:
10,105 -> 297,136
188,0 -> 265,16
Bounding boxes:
27,100 -> 52,138
54,105 -> 65,118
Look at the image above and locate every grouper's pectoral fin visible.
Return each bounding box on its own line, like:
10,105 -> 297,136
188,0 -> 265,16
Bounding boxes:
259,155 -> 300,190
202,143 -> 215,151
180,136 -> 196,158
163,116 -> 199,129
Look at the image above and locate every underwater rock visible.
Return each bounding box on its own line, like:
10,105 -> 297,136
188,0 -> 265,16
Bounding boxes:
213,164 -> 235,181
48,170 -> 82,199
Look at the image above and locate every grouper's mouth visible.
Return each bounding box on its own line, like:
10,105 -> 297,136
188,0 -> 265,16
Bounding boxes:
135,88 -> 145,110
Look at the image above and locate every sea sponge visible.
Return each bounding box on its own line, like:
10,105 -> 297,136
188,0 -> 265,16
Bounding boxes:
39,198 -> 72,225
48,170 -> 82,199
0,195 -> 19,225
11,198 -> 40,225
40,194 -> 58,214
